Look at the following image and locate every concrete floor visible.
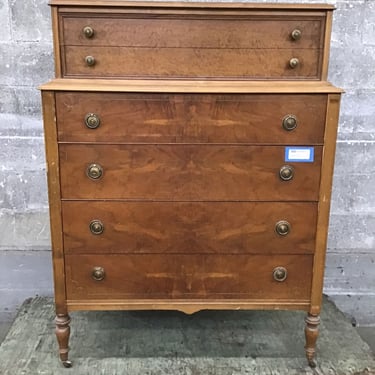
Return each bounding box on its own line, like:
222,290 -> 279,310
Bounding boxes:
1,306 -> 375,354
0,322 -> 10,345
358,327 -> 375,354
0,297 -> 374,375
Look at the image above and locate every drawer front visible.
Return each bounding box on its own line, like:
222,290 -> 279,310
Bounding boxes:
62,16 -> 324,49
60,15 -> 324,79
65,254 -> 313,300
59,144 -> 322,201
56,93 -> 327,144
63,46 -> 320,80
62,201 -> 317,254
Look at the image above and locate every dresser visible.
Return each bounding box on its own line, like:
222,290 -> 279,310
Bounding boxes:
40,1 -> 342,368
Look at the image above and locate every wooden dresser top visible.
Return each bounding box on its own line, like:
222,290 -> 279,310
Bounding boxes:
49,1 -> 335,10
40,79 -> 343,93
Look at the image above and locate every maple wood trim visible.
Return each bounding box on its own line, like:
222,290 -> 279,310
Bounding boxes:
41,91 -> 67,315
39,79 -> 343,93
310,93 -> 341,315
67,299 -> 311,314
321,10 -> 333,80
49,1 -> 335,11
51,7 -> 62,77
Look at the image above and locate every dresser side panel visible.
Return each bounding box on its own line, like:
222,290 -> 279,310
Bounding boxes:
41,90 -> 67,313
310,93 -> 341,315
321,10 -> 333,81
51,7 -> 62,78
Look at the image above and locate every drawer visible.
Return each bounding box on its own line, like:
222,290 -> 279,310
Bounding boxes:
59,144 -> 322,201
62,201 -> 317,254
56,93 -> 327,144
62,16 -> 324,49
65,254 -> 313,300
63,46 -> 321,80
59,15 -> 325,79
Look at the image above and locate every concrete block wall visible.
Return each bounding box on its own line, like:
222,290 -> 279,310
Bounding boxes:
0,0 -> 374,325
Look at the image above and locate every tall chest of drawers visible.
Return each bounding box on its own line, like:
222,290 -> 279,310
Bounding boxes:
40,1 -> 342,367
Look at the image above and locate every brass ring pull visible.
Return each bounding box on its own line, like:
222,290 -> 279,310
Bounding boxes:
279,165 -> 294,181
275,220 -> 291,236
92,267 -> 105,281
282,115 -> 298,131
85,113 -> 101,129
273,267 -> 288,282
289,58 -> 299,69
85,55 -> 96,66
86,163 -> 103,180
83,26 -> 94,38
291,29 -> 302,41
89,220 -> 104,235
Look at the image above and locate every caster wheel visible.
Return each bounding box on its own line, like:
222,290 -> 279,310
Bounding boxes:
62,360 -> 72,368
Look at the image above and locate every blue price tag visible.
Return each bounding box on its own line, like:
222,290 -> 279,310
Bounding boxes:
285,147 -> 314,162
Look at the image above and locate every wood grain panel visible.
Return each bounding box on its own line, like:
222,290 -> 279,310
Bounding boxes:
62,46 -> 321,79
56,92 -> 327,144
62,201 -> 317,254
62,16 -> 324,49
59,144 -> 322,201
65,254 -> 313,299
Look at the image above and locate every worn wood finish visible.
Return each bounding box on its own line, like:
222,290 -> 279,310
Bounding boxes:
61,16 -> 324,49
62,201 -> 317,254
65,254 -> 313,300
321,10 -> 333,81
40,79 -> 344,93
63,45 -> 321,80
59,144 -> 323,201
56,92 -> 327,144
41,91 -> 67,315
310,94 -> 341,315
52,8 -> 62,77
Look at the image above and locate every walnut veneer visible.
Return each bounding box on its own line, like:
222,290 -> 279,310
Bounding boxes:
40,1 -> 342,368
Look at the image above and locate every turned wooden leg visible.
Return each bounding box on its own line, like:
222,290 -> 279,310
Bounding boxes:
55,314 -> 72,368
304,313 -> 320,368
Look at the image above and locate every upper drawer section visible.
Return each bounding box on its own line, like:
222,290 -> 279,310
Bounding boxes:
53,4 -> 332,80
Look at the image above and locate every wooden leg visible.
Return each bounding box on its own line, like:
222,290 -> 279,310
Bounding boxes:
304,313 -> 320,368
55,314 -> 72,368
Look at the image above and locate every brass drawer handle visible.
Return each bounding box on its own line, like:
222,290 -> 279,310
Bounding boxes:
92,266 -> 105,281
86,163 -> 103,180
275,220 -> 291,236
291,29 -> 302,41
85,113 -> 101,129
83,26 -> 94,39
279,165 -> 294,181
85,55 -> 96,66
289,58 -> 299,69
273,267 -> 288,282
89,220 -> 104,235
282,115 -> 298,131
